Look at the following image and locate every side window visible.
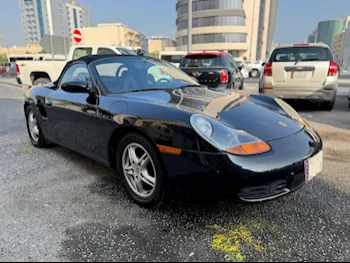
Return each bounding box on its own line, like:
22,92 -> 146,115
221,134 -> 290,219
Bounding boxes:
60,64 -> 90,87
97,48 -> 117,55
73,48 -> 93,60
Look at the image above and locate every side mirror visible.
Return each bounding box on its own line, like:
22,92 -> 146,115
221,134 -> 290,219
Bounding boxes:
61,80 -> 89,93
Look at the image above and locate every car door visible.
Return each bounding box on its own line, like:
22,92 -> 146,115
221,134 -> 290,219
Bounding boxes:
45,62 -> 101,156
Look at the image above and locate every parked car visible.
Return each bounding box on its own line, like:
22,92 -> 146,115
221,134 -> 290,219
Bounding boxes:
0,62 -> 16,77
25,55 -> 323,208
16,45 -> 137,86
242,60 -> 266,78
180,52 -> 244,90
259,43 -> 338,111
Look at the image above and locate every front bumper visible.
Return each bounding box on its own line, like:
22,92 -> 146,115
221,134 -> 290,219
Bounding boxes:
259,77 -> 338,102
161,128 -> 322,202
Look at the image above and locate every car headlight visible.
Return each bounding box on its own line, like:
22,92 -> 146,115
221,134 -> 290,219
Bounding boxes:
274,98 -> 311,128
190,114 -> 271,156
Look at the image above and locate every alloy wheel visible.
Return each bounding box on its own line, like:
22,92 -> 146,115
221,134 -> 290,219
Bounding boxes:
28,111 -> 40,142
122,143 -> 157,198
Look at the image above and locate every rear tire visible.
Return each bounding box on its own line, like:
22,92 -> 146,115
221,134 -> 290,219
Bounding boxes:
322,99 -> 335,111
116,133 -> 169,208
25,106 -> 49,148
33,78 -> 50,86
250,69 -> 259,78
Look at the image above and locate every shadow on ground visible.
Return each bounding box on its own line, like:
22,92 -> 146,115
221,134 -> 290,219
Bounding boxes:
52,147 -> 350,262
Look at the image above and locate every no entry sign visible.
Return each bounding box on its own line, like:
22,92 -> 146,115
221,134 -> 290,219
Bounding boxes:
73,29 -> 82,43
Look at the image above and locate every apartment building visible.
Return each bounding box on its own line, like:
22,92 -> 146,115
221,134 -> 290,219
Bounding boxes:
75,24 -> 145,48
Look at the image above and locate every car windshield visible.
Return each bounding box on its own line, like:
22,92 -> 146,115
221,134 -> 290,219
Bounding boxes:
271,46 -> 333,62
116,47 -> 137,55
94,57 -> 200,94
181,55 -> 223,68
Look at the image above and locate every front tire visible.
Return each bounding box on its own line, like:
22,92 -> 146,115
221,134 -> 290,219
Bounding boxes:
25,106 -> 48,148
116,133 -> 169,208
33,78 -> 50,86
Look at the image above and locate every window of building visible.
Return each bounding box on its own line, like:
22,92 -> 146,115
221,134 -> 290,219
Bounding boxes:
177,33 -> 247,46
177,16 -> 245,31
177,0 -> 243,16
36,0 -> 44,37
228,50 -> 240,58
73,8 -> 78,29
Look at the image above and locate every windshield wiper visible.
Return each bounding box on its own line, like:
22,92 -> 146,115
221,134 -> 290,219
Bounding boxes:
295,58 -> 320,65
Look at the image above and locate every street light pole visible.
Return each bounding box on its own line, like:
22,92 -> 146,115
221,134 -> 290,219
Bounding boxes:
249,0 -> 256,62
187,0 -> 192,53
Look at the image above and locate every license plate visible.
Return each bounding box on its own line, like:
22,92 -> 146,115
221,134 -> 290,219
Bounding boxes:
305,151 -> 323,183
291,71 -> 312,80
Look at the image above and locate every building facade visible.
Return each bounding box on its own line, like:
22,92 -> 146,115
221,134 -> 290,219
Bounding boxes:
19,0 -> 92,44
341,27 -> 350,70
146,37 -> 176,57
75,24 -> 144,48
175,0 -> 279,61
315,17 -> 350,49
332,32 -> 345,61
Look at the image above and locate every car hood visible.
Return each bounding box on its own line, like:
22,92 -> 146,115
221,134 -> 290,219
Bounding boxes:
118,87 -> 303,142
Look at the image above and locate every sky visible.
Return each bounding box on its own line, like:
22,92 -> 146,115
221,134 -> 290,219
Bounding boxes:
1,0 -> 350,47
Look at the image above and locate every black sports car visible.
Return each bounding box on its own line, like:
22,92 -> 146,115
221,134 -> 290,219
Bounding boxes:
24,55 -> 323,208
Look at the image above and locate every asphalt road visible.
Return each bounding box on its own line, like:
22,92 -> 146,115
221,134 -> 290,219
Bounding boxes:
0,83 -> 349,262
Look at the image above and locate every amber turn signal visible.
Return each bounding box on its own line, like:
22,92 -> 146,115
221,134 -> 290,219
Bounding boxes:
226,142 -> 271,156
157,145 -> 182,155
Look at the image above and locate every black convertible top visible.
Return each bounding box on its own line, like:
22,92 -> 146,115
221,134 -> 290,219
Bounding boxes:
77,54 -> 138,64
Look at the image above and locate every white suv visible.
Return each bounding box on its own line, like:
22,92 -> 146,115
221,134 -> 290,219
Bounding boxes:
259,43 -> 338,111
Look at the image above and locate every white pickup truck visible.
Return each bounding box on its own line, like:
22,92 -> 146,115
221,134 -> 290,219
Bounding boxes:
16,45 -> 136,86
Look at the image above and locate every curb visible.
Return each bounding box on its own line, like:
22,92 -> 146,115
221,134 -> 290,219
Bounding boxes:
0,80 -> 30,90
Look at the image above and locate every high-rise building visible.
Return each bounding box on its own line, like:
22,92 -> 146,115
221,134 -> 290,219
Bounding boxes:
306,30 -> 316,44
66,0 -> 93,39
175,0 -> 279,61
315,17 -> 350,49
19,0 -> 93,44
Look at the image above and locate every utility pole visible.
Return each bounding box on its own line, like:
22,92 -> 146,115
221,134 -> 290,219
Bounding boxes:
187,0 -> 192,53
249,0 -> 256,62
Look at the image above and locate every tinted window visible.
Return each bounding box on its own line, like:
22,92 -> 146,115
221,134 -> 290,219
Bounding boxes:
60,64 -> 90,87
271,47 -> 333,62
73,48 -> 93,60
97,48 -> 117,55
181,55 -> 223,68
